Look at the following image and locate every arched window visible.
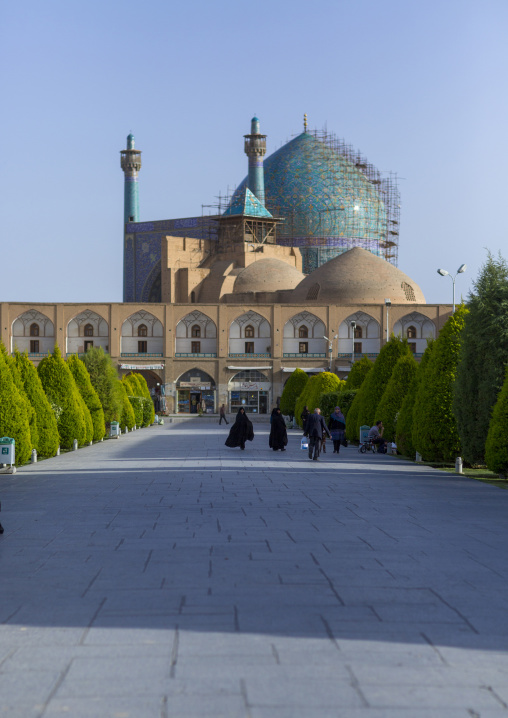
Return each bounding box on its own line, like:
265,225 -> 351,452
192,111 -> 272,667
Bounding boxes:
245,325 -> 255,338
84,323 -> 94,337
29,323 -> 39,337
138,324 -> 148,337
354,326 -> 363,339
407,326 -> 417,339
191,291 -> 196,303
298,325 -> 308,338
191,324 -> 201,338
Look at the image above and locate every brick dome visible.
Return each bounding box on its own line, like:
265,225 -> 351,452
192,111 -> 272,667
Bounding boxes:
233,258 -> 305,294
290,247 -> 425,304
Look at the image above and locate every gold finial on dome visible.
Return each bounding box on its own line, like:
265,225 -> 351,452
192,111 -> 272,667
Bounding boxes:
303,113 -> 308,132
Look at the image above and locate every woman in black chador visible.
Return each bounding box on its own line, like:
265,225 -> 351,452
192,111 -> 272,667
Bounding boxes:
269,408 -> 288,451
225,407 -> 254,450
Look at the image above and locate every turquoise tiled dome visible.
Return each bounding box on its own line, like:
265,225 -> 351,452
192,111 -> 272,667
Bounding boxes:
233,132 -> 388,273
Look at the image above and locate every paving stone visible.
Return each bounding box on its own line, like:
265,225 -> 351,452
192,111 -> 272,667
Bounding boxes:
1,422 -> 508,716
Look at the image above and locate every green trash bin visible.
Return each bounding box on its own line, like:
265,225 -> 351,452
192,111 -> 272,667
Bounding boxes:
0,437 -> 15,466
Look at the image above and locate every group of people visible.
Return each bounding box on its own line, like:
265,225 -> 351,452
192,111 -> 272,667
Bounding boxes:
300,406 -> 346,461
222,404 -> 347,461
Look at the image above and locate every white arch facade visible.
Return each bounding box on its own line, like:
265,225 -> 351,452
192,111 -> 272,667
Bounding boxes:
393,312 -> 436,354
175,311 -> 217,356
283,311 -> 326,356
229,311 -> 271,357
11,310 -> 55,355
67,309 -> 109,355
121,311 -> 163,356
338,312 -> 381,357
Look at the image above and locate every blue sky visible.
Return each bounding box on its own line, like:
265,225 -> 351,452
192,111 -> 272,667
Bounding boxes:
1,0 -> 507,304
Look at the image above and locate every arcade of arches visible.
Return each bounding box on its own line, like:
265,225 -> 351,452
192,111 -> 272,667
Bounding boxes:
1,302 -> 450,414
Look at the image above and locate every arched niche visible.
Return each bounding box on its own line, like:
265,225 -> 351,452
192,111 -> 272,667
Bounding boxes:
121,311 -> 163,356
175,311 -> 217,357
175,368 -> 216,415
283,311 -> 326,357
229,311 -> 271,357
11,310 -> 54,355
338,312 -> 381,358
393,312 -> 436,354
228,369 -> 271,415
67,310 -> 109,356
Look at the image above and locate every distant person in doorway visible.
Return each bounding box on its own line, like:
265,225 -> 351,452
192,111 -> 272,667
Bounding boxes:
269,408 -> 288,451
219,404 -> 229,425
304,408 -> 330,461
328,406 -> 346,454
225,407 -> 254,451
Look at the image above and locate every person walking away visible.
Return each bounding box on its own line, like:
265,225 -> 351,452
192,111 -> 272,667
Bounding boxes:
225,407 -> 254,450
269,408 -> 288,451
300,406 -> 310,427
328,406 -> 346,454
219,404 -> 229,425
304,408 -> 330,461
368,421 -> 387,453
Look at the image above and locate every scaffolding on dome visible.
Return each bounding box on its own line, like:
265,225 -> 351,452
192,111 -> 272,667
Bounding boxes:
202,128 -> 400,269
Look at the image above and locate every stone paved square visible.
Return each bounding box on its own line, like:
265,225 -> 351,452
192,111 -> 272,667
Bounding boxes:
2,419 -> 508,716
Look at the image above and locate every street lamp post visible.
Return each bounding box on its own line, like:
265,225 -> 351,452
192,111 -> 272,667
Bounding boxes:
384,299 -> 391,343
350,320 -> 356,365
323,334 -> 338,372
437,264 -> 467,312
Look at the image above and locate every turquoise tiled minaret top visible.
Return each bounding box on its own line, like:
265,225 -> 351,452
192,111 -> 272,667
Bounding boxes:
244,116 -> 266,205
120,134 -> 142,224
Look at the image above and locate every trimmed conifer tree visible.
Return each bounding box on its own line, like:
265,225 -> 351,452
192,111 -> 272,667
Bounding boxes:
0,349 -> 32,465
132,373 -> 155,426
395,341 -> 434,458
81,347 -> 123,424
1,342 -> 38,452
280,368 -> 309,419
453,252 -> 508,465
15,351 -> 59,457
412,305 -> 467,462
68,354 -> 106,442
485,367 -> 508,477
294,372 -> 344,427
318,388 -> 356,424
119,382 -> 136,430
121,374 -> 143,427
375,354 -> 418,443
348,336 -> 411,441
38,346 -> 87,449
345,356 -> 374,390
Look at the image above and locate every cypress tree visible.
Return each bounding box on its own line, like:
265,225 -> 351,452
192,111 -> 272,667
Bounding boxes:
412,305 -> 467,462
345,355 -> 374,390
0,349 -> 32,465
453,252 -> 508,465
68,354 -> 106,442
294,372 -> 344,427
38,346 -> 87,449
280,368 -> 309,419
485,367 -> 508,477
15,351 -> 59,457
375,354 -> 418,443
1,342 -> 37,452
121,375 -> 143,427
132,373 -> 155,426
119,382 -> 136,430
395,341 -> 434,458
81,347 -> 123,424
350,336 -> 411,440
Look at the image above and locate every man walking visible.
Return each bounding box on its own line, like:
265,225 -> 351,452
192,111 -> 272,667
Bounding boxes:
219,404 -> 229,425
304,408 -> 331,461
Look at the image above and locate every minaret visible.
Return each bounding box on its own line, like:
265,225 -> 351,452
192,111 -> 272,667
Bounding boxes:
244,116 -> 266,205
120,133 -> 142,224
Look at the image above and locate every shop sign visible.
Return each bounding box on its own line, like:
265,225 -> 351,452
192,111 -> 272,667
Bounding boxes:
179,382 -> 211,389
120,363 -> 164,370
241,382 -> 258,389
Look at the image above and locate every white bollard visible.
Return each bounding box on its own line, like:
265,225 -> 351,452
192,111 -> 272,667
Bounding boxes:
73,439 -> 78,451
455,457 -> 463,474
31,449 -> 37,464
89,441 -> 92,446
415,451 -> 422,463
56,446 -> 60,456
